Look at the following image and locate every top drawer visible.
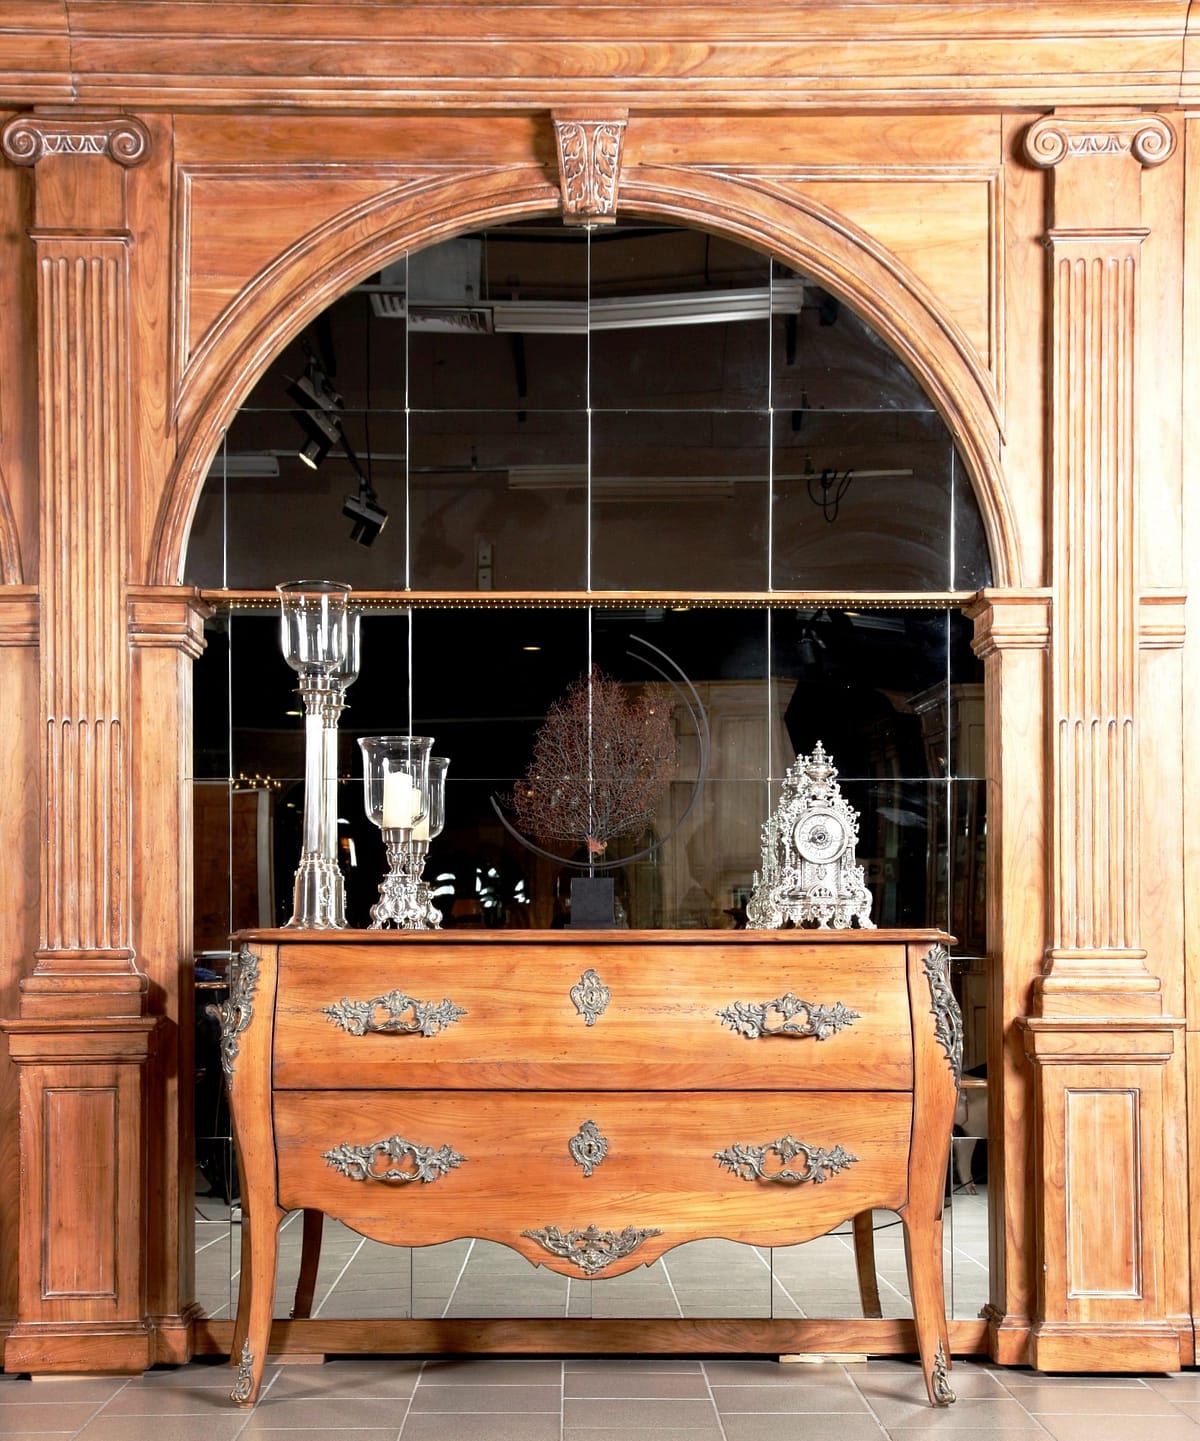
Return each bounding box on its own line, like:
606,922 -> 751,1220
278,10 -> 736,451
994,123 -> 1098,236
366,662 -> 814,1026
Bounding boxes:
271,937 -> 914,1091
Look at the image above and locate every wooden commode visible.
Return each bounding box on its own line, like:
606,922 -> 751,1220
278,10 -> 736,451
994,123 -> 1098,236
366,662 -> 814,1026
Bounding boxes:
220,928 -> 961,1406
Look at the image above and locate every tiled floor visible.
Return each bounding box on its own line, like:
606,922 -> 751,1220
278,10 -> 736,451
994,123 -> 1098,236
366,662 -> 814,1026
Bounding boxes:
6,1355 -> 1200,1440
5,1181 -> 1083,1440
192,1192 -> 991,1323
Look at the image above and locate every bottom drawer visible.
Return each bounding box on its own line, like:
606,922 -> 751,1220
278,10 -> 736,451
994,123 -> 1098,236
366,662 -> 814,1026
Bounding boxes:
274,1090 -> 912,1277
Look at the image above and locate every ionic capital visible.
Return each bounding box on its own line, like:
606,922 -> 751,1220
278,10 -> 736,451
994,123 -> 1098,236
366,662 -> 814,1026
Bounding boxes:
1023,113 -> 1175,171
2,114 -> 150,169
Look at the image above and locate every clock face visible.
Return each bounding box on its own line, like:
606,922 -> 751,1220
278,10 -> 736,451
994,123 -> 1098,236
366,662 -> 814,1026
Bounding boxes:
792,808 -> 848,865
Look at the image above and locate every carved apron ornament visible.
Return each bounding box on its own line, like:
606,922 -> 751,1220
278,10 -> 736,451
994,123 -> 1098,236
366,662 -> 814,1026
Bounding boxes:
746,742 -> 874,930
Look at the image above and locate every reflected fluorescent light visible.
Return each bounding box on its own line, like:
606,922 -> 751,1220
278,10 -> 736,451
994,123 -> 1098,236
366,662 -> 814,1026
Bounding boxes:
366,280 -> 806,333
506,466 -> 736,500
204,453 -> 281,480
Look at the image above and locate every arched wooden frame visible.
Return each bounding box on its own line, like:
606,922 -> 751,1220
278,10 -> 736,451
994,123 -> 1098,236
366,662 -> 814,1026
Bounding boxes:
148,159 -> 1015,1348
153,164 -> 1017,589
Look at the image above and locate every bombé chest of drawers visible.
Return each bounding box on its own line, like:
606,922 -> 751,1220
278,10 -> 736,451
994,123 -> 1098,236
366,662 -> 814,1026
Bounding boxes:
220,928 -> 961,1407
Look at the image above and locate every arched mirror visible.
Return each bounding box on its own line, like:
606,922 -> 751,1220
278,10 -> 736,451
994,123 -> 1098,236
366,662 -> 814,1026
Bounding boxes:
187,220 -> 991,1334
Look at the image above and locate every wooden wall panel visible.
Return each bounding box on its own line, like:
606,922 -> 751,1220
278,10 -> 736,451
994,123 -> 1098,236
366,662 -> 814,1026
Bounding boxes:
797,179 -> 995,369
42,1087 -> 118,1296
1064,1088 -> 1141,1299
178,172 -> 449,381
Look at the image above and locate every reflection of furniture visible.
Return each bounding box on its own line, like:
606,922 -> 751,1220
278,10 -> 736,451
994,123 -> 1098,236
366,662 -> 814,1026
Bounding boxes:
195,975 -> 239,1203
649,680 -> 794,928
223,928 -> 959,1407
193,783 -> 275,950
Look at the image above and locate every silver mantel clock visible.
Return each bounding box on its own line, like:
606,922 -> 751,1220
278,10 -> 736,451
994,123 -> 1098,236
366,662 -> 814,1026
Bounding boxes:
746,741 -> 874,930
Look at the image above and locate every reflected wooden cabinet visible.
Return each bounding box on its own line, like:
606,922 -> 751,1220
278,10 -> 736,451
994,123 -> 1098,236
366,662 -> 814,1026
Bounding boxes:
222,927 -> 960,1407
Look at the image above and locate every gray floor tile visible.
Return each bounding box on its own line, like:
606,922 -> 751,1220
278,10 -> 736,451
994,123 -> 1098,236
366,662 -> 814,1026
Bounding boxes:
408,1383 -> 559,1414
0,1433 -> 80,1441
562,1358 -> 702,1375
859,1395 -> 1046,1430
563,1396 -> 720,1431
265,1359 -> 422,1400
998,1380 -> 1181,1415
241,1433 -> 396,1441
563,1368 -> 710,1398
75,1418 -> 251,1441
238,1395 -> 413,1427
418,1360 -> 563,1385
705,1358 -> 865,1387
401,1416 -> 560,1441
723,1417 -> 890,1441
1035,1417 -> 1200,1441
714,1381 -> 871,1413
0,1402 -> 107,1432
0,1378 -> 130,1406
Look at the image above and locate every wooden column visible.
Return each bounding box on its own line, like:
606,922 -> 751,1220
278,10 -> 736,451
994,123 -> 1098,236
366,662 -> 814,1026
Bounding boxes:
0,112 -> 162,1374
0,589 -> 40,1353
966,591 -> 1049,1365
1019,110 -> 1184,1373
128,588 -> 208,1363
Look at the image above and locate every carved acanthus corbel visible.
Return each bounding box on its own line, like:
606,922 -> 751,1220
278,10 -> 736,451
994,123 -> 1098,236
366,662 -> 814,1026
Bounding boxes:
551,112 -> 627,225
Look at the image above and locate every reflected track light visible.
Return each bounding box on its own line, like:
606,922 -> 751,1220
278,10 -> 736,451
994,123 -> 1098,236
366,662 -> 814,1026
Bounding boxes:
344,480 -> 388,546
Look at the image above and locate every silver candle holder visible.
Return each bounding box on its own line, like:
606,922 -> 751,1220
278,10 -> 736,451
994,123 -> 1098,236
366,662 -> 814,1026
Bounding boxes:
277,580 -> 360,929
359,737 -> 449,929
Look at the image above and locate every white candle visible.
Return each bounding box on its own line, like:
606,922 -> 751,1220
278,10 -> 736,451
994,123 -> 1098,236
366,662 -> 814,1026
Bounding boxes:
382,770 -> 418,829
412,815 -> 430,842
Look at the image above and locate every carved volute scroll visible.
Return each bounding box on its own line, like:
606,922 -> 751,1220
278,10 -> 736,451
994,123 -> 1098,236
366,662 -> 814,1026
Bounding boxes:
1,115 -> 151,169
1022,112 -> 1176,1004
551,111 -> 628,225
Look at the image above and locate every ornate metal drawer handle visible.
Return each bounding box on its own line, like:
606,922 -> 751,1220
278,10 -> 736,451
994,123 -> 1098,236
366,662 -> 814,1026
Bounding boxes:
323,989 -> 466,1037
569,1120 -> 608,1177
522,1223 -> 662,1275
323,1133 -> 466,1184
570,968 -> 610,1025
714,1134 -> 857,1185
716,992 -> 859,1040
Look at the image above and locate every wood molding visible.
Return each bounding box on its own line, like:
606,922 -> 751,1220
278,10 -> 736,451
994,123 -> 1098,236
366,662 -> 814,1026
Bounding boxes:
0,5 -> 1192,112
127,587 -> 209,657
0,587 -> 39,647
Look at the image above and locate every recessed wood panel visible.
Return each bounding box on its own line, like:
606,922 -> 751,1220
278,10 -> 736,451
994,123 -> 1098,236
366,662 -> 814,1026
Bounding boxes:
42,1087 -> 117,1297
1065,1088 -> 1140,1299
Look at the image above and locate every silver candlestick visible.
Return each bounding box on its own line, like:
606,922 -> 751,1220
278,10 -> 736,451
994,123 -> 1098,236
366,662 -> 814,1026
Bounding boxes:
278,580 -> 359,929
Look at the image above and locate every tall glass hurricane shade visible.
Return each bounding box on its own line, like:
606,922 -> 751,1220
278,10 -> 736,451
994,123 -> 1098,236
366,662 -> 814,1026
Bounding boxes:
277,579 -> 352,673
360,736 -> 435,833
424,757 -> 450,842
